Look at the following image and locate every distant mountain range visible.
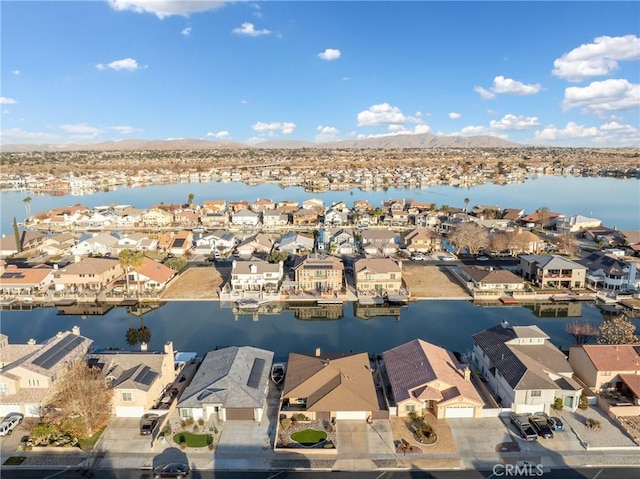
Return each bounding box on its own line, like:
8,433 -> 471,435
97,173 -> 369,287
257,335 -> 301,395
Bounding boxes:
2,132 -> 521,152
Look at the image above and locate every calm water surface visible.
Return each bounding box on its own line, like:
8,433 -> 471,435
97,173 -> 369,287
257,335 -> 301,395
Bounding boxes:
0,300 -> 617,360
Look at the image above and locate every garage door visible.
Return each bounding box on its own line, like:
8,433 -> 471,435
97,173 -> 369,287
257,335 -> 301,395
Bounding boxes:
335,411 -> 367,420
225,408 -> 255,420
445,406 -> 475,418
115,406 -> 145,418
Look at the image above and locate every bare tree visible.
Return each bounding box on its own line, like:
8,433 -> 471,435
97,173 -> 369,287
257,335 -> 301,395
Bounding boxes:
557,233 -> 579,256
565,320 -> 598,345
449,223 -> 489,255
597,314 -> 639,345
489,232 -> 509,254
42,362 -> 114,439
537,207 -> 550,230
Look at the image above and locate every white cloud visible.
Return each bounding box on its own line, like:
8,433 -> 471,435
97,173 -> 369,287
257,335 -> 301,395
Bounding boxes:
252,121 -> 296,135
232,22 -> 271,37
108,1 -> 226,19
59,124 -> 103,134
562,78 -> 640,113
489,114 -> 540,131
10,70 -> 20,75
0,97 -> 17,104
342,76 -> 351,81
96,58 -> 142,71
534,121 -> 638,145
552,35 -> 640,82
318,48 -> 341,61
357,103 -> 423,127
315,125 -> 340,142
206,130 -> 231,139
241,100 -> 248,104
475,76 -> 541,98
449,112 -> 461,120
108,125 -> 136,134
181,27 -> 192,36
473,86 -> 496,100
0,127 -> 59,141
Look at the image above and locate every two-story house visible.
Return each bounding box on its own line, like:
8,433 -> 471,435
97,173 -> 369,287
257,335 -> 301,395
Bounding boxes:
293,254 -> 344,294
230,259 -> 283,294
231,209 -> 261,229
403,228 -> 442,253
579,251 -> 639,292
354,258 -> 402,294
569,344 -> 640,396
519,255 -> 586,289
54,257 -> 123,292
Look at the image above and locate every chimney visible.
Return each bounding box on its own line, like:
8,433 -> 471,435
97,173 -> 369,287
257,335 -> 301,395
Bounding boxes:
464,367 -> 471,382
56,331 -> 64,338
140,342 -> 148,352
315,347 -> 321,357
72,325 -> 80,336
164,341 -> 174,356
53,264 -> 59,270
28,338 -> 36,345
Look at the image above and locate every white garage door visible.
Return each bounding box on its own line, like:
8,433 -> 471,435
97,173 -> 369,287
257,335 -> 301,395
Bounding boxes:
445,406 -> 475,418
335,411 -> 367,420
115,406 -> 145,418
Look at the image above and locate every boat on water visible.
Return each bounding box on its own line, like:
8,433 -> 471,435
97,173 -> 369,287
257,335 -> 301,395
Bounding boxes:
271,363 -> 286,384
235,298 -> 260,310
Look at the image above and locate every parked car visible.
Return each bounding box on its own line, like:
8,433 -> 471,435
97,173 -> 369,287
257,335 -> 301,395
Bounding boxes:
0,413 -> 23,436
139,413 -> 159,436
411,253 -> 426,261
153,462 -> 190,478
529,415 -> 554,439
510,413 -> 538,442
547,416 -> 564,431
477,256 -> 490,261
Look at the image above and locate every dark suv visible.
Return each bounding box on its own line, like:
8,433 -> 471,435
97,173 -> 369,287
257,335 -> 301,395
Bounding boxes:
139,413 -> 159,436
510,413 -> 538,441
529,415 -> 554,439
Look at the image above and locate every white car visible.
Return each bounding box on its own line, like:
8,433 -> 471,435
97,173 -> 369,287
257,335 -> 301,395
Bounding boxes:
0,413 -> 23,436
477,256 -> 490,261
411,254 -> 426,261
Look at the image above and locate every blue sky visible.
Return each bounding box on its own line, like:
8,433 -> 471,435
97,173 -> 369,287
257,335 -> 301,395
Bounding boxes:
1,1 -> 639,147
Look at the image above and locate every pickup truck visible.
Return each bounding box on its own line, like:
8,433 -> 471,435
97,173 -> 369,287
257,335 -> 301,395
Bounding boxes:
510,413 -> 538,441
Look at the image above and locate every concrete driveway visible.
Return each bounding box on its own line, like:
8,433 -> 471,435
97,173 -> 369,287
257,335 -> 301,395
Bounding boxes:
97,417 -> 154,453
332,419 -> 395,471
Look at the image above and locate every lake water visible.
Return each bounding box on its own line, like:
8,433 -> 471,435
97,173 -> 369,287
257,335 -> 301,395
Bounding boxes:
0,300 -> 620,360
1,175 -> 638,235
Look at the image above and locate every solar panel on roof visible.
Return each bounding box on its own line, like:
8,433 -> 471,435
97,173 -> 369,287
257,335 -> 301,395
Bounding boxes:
1,272 -> 25,279
32,335 -> 85,370
247,358 -> 265,389
134,365 -> 157,386
172,238 -> 186,247
305,264 -> 332,270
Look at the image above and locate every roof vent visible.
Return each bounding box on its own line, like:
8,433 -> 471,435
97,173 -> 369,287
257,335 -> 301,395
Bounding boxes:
501,319 -> 510,329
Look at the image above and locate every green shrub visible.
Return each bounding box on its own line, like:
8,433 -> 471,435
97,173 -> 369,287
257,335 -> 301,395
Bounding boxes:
586,418 -> 601,430
407,410 -> 419,420
579,395 -> 589,410
291,413 -> 310,422
554,397 -> 564,411
280,418 -> 292,430
198,418 -> 205,426
177,434 -> 186,444
184,417 -> 195,427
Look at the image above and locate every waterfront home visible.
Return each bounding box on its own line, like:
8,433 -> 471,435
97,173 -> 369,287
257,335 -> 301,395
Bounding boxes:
41,233 -> 76,256
262,209 -> 289,230
200,211 -> 229,229
112,233 -> 158,254
360,229 -> 398,256
472,321 -> 582,413
174,210 -> 201,228
54,257 -> 123,292
251,198 -> 276,213
569,344 -> 640,399
231,209 -> 260,228
228,200 -> 250,213
555,214 -> 603,234
579,251 -> 639,292
519,254 -> 587,289
202,200 -> 226,213
230,259 -> 283,294
76,211 -> 115,229
460,266 -> 526,296
293,254 -> 344,294
403,228 -> 442,253
235,233 -> 274,257
292,208 -> 320,227
167,230 -> 193,256
277,200 -> 299,214
488,228 -> 542,255
178,346 -> 273,421
277,232 -> 315,255
302,198 -> 325,215
470,204 -> 501,219
324,228 -> 356,255
115,256 -> 176,292
407,200 -> 436,213
324,207 -> 349,227
141,208 -> 173,227
620,230 -> 640,255
70,232 -> 118,256
111,206 -> 143,228
519,210 -> 562,229
0,263 -> 54,296
194,230 -> 237,256
501,208 -> 525,222
280,351 -> 379,421
0,327 -> 93,417
33,204 -> 89,223
0,230 -> 47,258
413,211 -> 440,229
583,226 -> 621,246
88,341 -> 177,417
382,339 -> 484,419
354,258 -> 402,295
382,209 -> 410,227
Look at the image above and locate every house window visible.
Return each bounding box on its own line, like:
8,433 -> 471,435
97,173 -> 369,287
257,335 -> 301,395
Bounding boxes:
0,383 -> 8,395
602,371 -> 611,376
405,404 -> 415,413
122,392 -> 133,402
181,409 -> 192,418
531,390 -> 541,397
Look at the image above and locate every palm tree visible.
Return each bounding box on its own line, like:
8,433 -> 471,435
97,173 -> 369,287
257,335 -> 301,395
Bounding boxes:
187,193 -> 195,205
463,197 -> 470,213
23,196 -> 32,221
118,250 -> 145,295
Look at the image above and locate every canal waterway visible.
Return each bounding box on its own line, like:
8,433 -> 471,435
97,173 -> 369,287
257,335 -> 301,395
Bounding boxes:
0,300 -> 621,360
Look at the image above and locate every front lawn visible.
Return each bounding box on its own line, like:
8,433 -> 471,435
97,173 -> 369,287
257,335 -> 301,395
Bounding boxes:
173,432 -> 213,448
78,426 -> 106,451
291,429 -> 327,446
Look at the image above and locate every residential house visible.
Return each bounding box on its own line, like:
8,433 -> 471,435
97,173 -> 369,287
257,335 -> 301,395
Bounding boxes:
472,321 -> 582,413
620,230 -> 640,255
0,327 -> 93,417
200,212 -> 229,229
277,232 -> 315,255
407,201 -> 436,213
519,211 -> 562,229
277,200 -> 299,214
292,208 -> 319,227
0,264 -> 55,296
89,342 -> 177,417
235,233 -> 274,257
324,228 -> 356,255
32,205 -> 89,230
54,257 -> 123,292
70,232 -> 119,256
324,207 -> 349,227
112,233 -> 158,255
76,211 -> 115,229
460,266 -> 525,292
41,233 -> 76,256
413,211 -> 440,229
403,228 -> 442,253
555,215 -> 603,234
470,204 -> 501,219
119,256 -> 176,292
489,229 -> 542,255
302,198 -> 325,215
202,200 -> 227,213
262,209 -> 289,230
382,210 -> 410,227
112,207 -> 143,228
230,259 -> 283,293
354,258 -> 402,294
141,208 -> 173,227
353,199 -> 375,212
168,231 -> 194,256
293,254 -> 344,293
0,230 -> 47,258
280,351 -> 379,421
194,231 -> 237,256
569,344 -> 640,396
228,201 -> 250,213
579,251 -> 639,292
231,209 -> 260,229
251,198 -> 276,213
501,208 -> 525,222
178,346 -> 274,421
519,254 -> 587,289
360,229 -> 398,256
174,210 -> 201,228
382,339 -> 484,418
